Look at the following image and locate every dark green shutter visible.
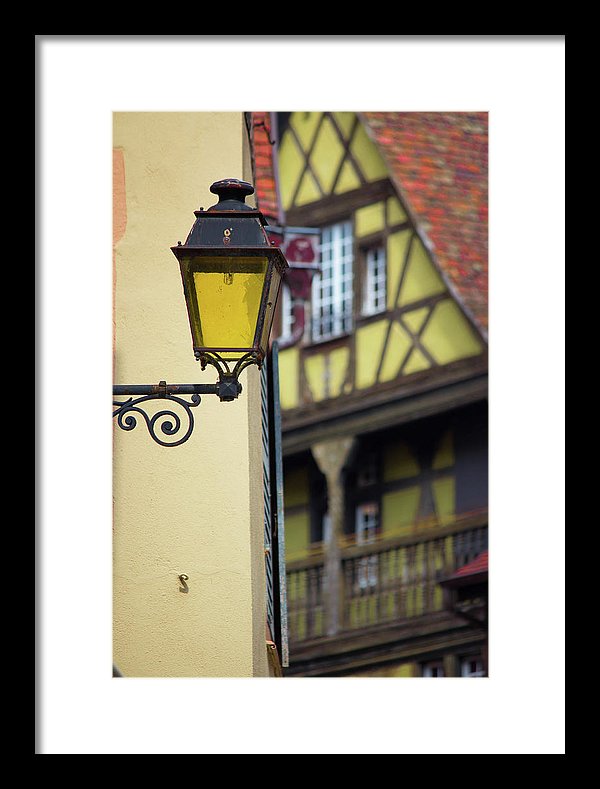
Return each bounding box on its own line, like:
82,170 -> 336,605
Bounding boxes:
260,341 -> 289,667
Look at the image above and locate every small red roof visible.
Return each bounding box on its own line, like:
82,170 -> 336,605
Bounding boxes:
449,550 -> 489,581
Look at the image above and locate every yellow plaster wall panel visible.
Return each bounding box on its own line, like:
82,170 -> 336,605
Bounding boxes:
379,320 -> 412,383
420,299 -> 484,365
328,346 -> 350,398
350,122 -> 388,182
274,111 -> 391,210
113,148 -> 127,243
387,196 -> 408,225
402,347 -> 431,375
112,111 -> 268,678
295,170 -> 321,207
350,662 -> 417,677
432,429 -> 454,470
310,114 -> 344,194
113,148 -> 127,379
391,663 -> 416,677
355,319 -> 389,389
432,476 -> 456,524
304,353 -> 327,402
398,236 -> 446,307
402,306 -> 430,335
278,347 -> 300,410
386,229 -> 411,310
334,159 -> 362,194
355,201 -> 386,238
278,131 -> 304,211
383,441 -> 420,481
382,485 -> 421,536
333,111 -> 355,139
284,466 -> 310,507
291,111 -> 322,151
284,512 -> 311,561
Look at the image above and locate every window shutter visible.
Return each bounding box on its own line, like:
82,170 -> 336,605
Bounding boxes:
260,341 -> 289,667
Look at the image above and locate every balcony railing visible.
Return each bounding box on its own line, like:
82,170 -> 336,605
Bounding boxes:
286,512 -> 488,644
287,555 -> 326,642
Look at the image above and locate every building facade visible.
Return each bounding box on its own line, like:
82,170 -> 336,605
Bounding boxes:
252,111 -> 489,677
113,112 -> 284,677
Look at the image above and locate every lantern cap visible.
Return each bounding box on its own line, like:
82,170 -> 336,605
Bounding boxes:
172,177 -> 281,249
208,178 -> 255,212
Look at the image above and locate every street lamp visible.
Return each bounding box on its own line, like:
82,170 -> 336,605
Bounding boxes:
172,177 -> 288,393
113,178 -> 289,446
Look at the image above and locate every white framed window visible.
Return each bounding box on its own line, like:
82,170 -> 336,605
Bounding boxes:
422,661 -> 445,678
278,282 -> 295,343
461,657 -> 485,677
362,246 -> 387,316
356,502 -> 378,543
355,502 -> 379,589
312,221 -> 353,341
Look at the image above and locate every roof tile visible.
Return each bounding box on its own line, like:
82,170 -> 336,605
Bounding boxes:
252,111 -> 488,335
361,111 -> 488,335
450,550 -> 489,579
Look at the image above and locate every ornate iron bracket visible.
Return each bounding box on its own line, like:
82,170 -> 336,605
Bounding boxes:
113,379 -> 242,447
196,350 -> 262,379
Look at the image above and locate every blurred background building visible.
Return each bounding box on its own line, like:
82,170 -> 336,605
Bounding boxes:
251,111 -> 489,677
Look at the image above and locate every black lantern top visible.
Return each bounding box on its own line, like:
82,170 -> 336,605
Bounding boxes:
177,178 -> 275,249
208,178 -> 256,209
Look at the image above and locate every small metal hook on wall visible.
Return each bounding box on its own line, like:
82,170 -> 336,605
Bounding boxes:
178,574 -> 189,593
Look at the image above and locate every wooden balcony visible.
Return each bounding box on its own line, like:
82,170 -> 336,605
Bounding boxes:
286,510 -> 488,646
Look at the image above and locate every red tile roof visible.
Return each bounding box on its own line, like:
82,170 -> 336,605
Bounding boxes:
251,111 -> 488,336
449,550 -> 489,580
361,112 -> 488,336
251,112 -> 280,224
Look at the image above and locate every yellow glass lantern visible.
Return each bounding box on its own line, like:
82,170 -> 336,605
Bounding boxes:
171,179 -> 288,397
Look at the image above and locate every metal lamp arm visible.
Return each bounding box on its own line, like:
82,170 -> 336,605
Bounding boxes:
112,362 -> 253,446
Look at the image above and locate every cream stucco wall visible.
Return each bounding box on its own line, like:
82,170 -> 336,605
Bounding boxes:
113,112 -> 269,677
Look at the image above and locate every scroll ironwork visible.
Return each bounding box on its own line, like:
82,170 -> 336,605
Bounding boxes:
112,391 -> 201,447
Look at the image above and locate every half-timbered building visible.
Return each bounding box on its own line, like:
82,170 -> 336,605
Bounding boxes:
251,111 -> 489,677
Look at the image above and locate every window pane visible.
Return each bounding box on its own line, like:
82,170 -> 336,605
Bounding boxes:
312,220 -> 354,341
278,283 -> 295,342
363,246 -> 387,316
422,662 -> 445,677
461,657 -> 485,677
355,502 -> 379,589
